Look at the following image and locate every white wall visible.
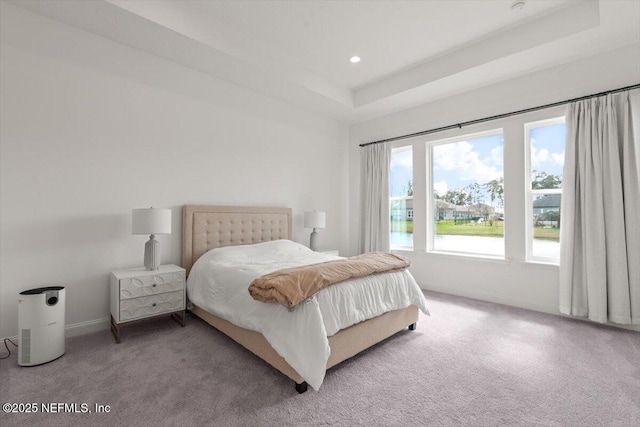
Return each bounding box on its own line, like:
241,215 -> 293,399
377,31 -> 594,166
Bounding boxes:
349,43 -> 640,331
0,3 -> 349,338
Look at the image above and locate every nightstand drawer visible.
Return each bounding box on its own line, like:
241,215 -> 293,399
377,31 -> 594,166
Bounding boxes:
110,264 -> 186,342
119,291 -> 185,322
119,271 -> 185,300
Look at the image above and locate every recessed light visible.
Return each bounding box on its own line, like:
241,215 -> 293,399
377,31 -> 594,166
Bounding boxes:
349,56 -> 361,64
511,0 -> 526,11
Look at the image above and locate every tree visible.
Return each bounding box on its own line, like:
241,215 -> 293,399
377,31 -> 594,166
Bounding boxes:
483,178 -> 504,208
532,171 -> 562,190
542,210 -> 560,222
466,183 -> 484,207
541,209 -> 561,228
443,189 -> 468,206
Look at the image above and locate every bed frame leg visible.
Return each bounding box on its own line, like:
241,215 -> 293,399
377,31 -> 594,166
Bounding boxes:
295,381 -> 308,394
408,323 -> 416,331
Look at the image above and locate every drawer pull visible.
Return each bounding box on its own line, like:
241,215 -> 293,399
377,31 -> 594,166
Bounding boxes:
152,303 -> 157,307
152,284 -> 157,287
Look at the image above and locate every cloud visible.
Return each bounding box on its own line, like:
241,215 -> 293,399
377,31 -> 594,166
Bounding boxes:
433,180 -> 448,196
490,145 -> 503,167
531,145 -> 549,168
530,138 -> 569,171
433,140 -> 502,183
552,151 -> 564,167
390,149 -> 412,169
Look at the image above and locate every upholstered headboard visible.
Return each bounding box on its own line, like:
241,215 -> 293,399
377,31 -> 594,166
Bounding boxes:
182,205 -> 292,275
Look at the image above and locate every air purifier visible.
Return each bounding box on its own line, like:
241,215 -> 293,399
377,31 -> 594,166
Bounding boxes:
18,286 -> 65,366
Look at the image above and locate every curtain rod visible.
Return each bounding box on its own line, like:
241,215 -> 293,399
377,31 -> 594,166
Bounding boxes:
359,83 -> 640,148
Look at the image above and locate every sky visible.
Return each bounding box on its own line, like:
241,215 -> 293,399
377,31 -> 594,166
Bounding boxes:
432,133 -> 503,197
530,122 -> 566,184
389,122 -> 566,202
389,147 -> 412,197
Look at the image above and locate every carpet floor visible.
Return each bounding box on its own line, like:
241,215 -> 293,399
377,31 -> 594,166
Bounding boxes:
1,291 -> 639,426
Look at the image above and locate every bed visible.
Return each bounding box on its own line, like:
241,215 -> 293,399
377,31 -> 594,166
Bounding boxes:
182,205 -> 427,393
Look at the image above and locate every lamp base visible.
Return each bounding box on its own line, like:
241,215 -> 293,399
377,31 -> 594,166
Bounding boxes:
309,229 -> 319,251
144,235 -> 160,270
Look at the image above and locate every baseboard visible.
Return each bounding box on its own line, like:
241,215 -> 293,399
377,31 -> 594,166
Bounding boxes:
422,284 -> 640,332
2,317 -> 110,342
65,317 -> 110,338
423,283 -> 559,315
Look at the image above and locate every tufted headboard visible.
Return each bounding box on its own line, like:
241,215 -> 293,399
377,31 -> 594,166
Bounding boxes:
182,205 -> 292,275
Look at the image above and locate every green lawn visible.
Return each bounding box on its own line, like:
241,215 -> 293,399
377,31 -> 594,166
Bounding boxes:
391,220 -> 413,233
436,220 -> 503,237
533,226 -> 560,241
391,219 -> 560,241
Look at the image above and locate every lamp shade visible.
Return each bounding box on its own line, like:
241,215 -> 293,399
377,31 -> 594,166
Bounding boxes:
132,208 -> 171,235
304,211 -> 326,229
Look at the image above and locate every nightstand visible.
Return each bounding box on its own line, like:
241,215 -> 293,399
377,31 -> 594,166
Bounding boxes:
109,264 -> 186,343
320,250 -> 340,256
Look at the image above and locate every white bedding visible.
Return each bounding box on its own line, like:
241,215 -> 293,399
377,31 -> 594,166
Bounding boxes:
186,239 -> 428,390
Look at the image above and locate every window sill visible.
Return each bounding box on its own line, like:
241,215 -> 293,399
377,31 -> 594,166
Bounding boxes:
428,250 -> 512,264
522,259 -> 560,270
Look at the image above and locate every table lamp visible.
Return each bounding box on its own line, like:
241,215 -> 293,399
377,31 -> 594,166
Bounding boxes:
304,211 -> 326,251
132,207 -> 171,270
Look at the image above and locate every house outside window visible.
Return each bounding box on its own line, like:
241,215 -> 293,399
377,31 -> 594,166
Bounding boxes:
525,117 -> 566,263
390,146 -> 413,249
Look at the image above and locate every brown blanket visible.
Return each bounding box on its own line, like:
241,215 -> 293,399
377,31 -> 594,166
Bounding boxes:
248,252 -> 410,308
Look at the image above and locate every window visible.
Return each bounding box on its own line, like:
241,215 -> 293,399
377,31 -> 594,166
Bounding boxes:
390,146 -> 413,250
525,117 -> 566,262
430,130 -> 504,257
385,112 -> 565,263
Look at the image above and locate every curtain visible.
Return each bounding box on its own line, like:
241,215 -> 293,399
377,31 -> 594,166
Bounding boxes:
559,90 -> 640,324
361,143 -> 390,253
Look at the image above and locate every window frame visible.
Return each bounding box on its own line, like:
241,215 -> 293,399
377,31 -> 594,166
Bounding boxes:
524,116 -> 566,264
427,128 -> 505,258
